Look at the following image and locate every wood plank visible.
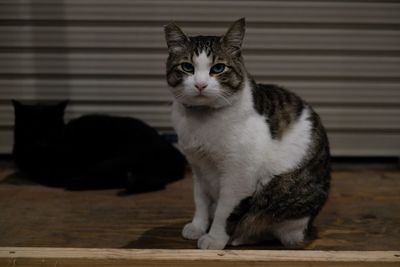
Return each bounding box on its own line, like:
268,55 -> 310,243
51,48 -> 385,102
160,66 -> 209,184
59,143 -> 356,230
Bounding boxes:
0,167 -> 399,250
0,248 -> 399,267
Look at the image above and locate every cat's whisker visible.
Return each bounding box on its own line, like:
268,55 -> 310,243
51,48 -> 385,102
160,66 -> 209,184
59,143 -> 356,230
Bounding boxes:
218,94 -> 232,106
222,92 -> 233,99
221,91 -> 234,104
173,92 -> 185,100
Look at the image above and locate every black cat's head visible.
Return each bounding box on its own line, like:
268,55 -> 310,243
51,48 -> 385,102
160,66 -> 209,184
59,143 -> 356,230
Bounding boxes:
164,18 -> 247,108
12,100 -> 69,154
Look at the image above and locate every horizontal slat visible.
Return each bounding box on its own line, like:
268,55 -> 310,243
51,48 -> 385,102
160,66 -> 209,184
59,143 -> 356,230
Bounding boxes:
1,1 -> 400,24
318,107 -> 400,130
1,79 -> 400,105
0,104 -> 173,128
0,130 -> 12,154
1,129 -> 399,156
328,132 -> 400,157
1,104 -> 400,131
1,26 -> 400,51
0,79 -> 172,102
0,128 -> 14,154
1,53 -> 399,78
281,81 -> 400,104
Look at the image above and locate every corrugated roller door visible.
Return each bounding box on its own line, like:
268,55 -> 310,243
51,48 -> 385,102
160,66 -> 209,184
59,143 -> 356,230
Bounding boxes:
0,0 -> 399,156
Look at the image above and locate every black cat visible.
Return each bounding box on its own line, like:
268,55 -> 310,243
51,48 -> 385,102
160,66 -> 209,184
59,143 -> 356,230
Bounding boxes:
12,100 -> 187,193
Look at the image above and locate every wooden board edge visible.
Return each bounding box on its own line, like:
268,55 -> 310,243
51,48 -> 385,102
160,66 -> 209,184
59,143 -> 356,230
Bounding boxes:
0,248 -> 399,267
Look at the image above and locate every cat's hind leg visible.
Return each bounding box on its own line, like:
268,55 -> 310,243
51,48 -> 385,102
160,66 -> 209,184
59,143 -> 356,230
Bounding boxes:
227,209 -> 275,247
228,210 -> 310,248
271,217 -> 310,247
230,233 -> 275,247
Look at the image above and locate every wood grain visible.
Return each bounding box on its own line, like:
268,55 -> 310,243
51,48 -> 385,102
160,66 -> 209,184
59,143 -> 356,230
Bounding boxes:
0,248 -> 399,267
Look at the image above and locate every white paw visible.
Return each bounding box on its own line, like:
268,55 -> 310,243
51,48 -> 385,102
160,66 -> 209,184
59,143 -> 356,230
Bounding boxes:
197,234 -> 227,250
182,223 -> 205,240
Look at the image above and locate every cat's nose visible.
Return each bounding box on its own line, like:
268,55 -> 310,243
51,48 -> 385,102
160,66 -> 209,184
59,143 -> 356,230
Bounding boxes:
195,82 -> 208,92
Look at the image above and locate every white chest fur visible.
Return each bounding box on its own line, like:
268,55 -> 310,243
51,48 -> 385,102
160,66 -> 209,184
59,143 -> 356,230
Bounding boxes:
171,84 -> 313,198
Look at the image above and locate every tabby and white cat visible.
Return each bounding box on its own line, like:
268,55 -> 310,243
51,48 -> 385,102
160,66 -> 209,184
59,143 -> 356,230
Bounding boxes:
164,18 -> 330,249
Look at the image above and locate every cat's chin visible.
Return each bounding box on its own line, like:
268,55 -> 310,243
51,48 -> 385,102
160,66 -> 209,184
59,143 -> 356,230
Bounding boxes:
178,95 -> 214,106
177,96 -> 229,109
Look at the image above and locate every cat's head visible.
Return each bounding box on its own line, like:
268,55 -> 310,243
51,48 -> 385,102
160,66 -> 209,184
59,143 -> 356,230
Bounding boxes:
164,18 -> 247,108
12,100 -> 68,152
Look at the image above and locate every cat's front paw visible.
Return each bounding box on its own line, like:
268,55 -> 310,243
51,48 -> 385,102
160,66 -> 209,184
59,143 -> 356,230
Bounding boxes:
197,234 -> 227,250
182,223 -> 205,240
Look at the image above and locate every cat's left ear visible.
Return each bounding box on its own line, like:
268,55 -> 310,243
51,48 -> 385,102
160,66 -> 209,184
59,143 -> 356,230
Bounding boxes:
11,99 -> 24,114
57,100 -> 69,112
164,22 -> 190,53
11,99 -> 22,109
222,18 -> 246,55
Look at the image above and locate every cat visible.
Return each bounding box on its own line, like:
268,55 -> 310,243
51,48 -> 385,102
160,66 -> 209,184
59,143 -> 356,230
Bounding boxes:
164,18 -> 330,249
12,100 -> 187,193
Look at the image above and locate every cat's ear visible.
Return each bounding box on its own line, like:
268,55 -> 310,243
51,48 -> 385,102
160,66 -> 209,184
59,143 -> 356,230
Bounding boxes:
222,18 -> 246,55
12,99 -> 21,107
11,99 -> 23,110
57,100 -> 69,112
164,22 -> 190,53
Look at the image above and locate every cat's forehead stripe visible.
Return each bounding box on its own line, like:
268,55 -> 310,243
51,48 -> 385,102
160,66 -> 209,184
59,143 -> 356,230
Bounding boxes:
193,51 -> 212,68
190,35 -> 219,58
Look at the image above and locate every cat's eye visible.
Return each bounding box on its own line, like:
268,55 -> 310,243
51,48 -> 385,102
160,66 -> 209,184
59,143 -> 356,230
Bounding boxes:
180,62 -> 194,73
210,63 -> 226,74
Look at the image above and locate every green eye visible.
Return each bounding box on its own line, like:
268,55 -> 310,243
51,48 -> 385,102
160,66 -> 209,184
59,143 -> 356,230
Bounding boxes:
181,62 -> 194,73
210,63 -> 226,74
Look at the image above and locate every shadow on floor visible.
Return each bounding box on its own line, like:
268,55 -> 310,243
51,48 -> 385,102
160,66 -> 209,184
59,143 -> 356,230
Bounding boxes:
0,171 -> 38,185
122,222 -> 287,250
123,222 -> 197,249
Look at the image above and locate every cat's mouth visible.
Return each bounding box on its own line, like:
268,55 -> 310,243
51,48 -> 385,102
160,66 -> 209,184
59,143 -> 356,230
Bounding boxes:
194,94 -> 207,98
189,93 -> 214,106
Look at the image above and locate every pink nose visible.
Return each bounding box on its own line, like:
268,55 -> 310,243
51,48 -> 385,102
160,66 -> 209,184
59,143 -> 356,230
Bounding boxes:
195,83 -> 208,92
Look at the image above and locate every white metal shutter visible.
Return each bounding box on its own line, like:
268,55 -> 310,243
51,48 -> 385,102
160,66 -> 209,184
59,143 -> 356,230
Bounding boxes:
0,0 -> 399,156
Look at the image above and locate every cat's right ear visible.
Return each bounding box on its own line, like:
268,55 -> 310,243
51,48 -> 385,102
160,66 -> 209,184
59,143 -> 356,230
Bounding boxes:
164,22 -> 189,53
57,100 -> 69,112
11,99 -> 22,110
222,18 -> 246,55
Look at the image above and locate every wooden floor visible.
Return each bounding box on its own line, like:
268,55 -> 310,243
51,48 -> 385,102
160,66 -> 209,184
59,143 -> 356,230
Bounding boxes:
0,161 -> 399,251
